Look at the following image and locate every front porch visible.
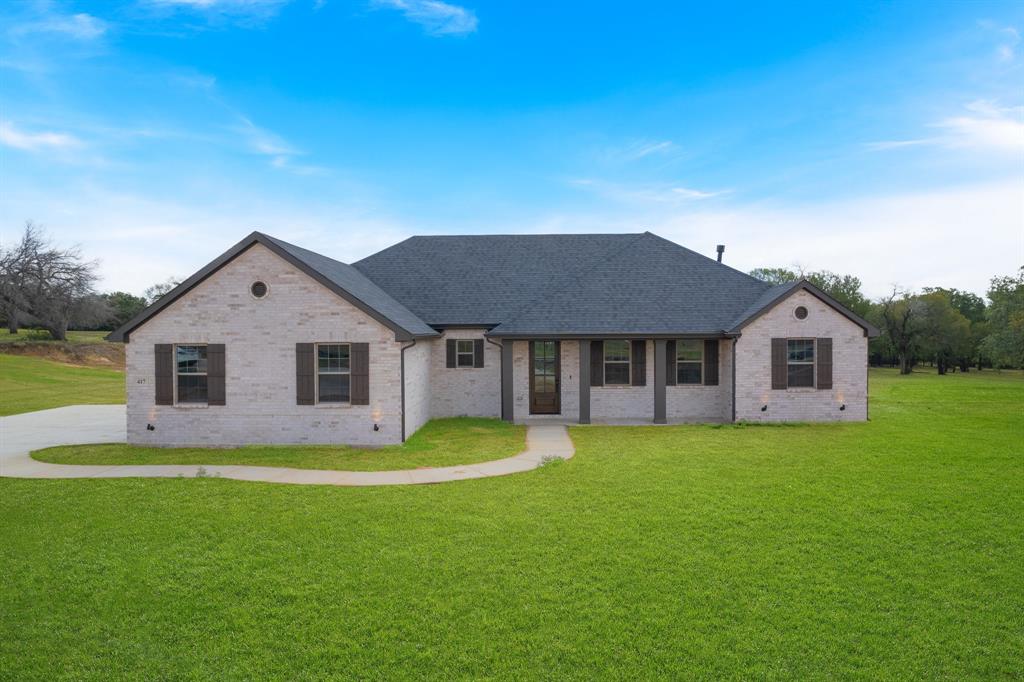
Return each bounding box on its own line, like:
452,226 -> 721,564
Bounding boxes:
496,338 -> 734,425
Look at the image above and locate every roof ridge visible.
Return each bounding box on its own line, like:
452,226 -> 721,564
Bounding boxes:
641,231 -> 768,287
494,232 -> 651,332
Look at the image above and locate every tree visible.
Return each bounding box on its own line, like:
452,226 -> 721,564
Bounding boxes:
102,291 -> 148,329
917,291 -> 972,374
805,271 -> 871,318
922,287 -> 988,370
879,288 -> 924,374
144,277 -> 181,304
0,221 -> 103,341
749,267 -> 798,285
981,268 -> 1024,369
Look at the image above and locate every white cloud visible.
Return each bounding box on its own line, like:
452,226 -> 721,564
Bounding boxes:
372,0 -> 477,36
231,116 -> 328,174
9,11 -> 107,40
0,121 -> 81,151
866,100 -> 1024,154
650,179 -> 1023,298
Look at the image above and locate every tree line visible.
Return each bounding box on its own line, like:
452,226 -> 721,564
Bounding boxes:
0,222 -> 178,340
749,266 -> 1024,373
2,222 -> 1021,370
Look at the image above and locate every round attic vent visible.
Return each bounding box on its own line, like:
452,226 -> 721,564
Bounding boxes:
794,305 -> 808,320
250,281 -> 269,299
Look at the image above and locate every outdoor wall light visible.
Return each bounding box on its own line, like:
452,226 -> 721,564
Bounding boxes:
760,405 -> 768,412
839,404 -> 846,411
373,423 -> 380,431
146,423 -> 155,431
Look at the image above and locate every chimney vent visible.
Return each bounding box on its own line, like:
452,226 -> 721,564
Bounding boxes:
716,244 -> 725,263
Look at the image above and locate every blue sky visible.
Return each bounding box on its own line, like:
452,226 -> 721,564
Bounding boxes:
1,0 -> 1021,298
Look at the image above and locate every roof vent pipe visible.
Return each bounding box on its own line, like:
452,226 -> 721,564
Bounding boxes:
716,244 -> 725,263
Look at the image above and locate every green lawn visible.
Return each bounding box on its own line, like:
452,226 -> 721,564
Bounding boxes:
0,354 -> 125,416
1,369 -> 1022,679
33,418 -> 526,471
0,329 -> 111,344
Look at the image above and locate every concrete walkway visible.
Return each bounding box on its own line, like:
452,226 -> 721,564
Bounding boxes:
0,405 -> 574,486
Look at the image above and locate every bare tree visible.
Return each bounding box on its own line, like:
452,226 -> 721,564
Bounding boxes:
0,221 -> 103,341
144,277 -> 181,304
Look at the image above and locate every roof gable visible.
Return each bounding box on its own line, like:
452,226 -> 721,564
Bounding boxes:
727,279 -> 880,337
107,232 -> 437,342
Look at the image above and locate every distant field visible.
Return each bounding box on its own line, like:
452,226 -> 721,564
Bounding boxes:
0,329 -> 111,345
0,354 -> 125,416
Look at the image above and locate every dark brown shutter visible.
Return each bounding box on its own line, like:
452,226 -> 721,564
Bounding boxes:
631,340 -> 646,386
296,343 -> 315,405
703,340 -> 719,386
350,342 -> 370,405
155,344 -> 174,405
816,338 -> 833,390
207,344 -> 226,405
590,340 -> 604,387
771,338 -> 787,390
473,339 -> 484,368
446,339 -> 456,368
666,340 -> 677,386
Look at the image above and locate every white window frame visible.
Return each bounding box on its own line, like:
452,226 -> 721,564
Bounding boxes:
676,339 -> 703,385
175,343 -> 208,405
316,342 -> 351,404
786,338 -> 815,388
455,339 -> 476,368
603,340 -> 631,386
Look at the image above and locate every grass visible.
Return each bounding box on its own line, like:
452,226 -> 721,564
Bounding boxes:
0,354 -> 125,416
1,368 -> 1022,679
33,417 -> 526,471
0,329 -> 111,344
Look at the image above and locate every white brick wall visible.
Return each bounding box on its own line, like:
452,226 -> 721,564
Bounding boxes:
591,340 -> 655,423
126,244 -> 406,446
734,289 -> 868,422
665,339 -> 733,423
402,340 -> 431,438
429,330 -> 501,418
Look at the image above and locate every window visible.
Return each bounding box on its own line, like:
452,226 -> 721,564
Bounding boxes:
676,339 -> 703,384
317,343 -> 350,403
794,305 -> 808,320
603,340 -> 631,385
250,281 -> 268,298
787,339 -> 815,387
176,345 -> 208,403
456,339 -> 475,368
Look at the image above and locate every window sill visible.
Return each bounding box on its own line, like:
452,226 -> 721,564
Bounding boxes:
315,402 -> 352,409
597,384 -> 637,389
785,387 -> 818,393
670,383 -> 709,388
173,402 -> 209,409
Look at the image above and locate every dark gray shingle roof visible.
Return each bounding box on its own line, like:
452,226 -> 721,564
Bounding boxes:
354,232 -> 773,335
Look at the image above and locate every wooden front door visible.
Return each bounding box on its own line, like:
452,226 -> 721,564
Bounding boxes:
529,340 -> 560,414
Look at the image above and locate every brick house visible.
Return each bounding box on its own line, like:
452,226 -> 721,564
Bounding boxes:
109,231 -> 878,446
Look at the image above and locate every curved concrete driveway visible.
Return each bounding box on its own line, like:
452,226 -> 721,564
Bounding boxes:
0,405 -> 574,486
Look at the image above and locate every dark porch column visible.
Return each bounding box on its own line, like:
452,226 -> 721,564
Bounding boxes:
654,339 -> 667,424
501,340 -> 514,421
578,339 -> 591,424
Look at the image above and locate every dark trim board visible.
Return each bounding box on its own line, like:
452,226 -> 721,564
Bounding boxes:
489,332 -> 739,340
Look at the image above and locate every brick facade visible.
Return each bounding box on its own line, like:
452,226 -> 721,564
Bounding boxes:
125,248 -> 868,447
126,244 -> 405,446
733,289 -> 868,421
